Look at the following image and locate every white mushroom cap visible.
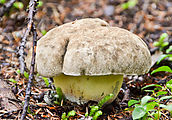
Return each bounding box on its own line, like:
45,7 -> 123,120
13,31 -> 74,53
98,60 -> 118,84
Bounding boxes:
26,18 -> 151,77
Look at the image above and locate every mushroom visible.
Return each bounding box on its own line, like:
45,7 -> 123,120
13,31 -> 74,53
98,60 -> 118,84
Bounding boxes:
26,18 -> 151,104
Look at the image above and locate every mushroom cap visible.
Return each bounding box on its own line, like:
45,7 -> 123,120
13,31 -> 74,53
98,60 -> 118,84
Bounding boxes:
26,18 -> 151,77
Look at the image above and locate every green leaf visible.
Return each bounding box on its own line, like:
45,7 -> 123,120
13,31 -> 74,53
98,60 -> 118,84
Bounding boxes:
41,30 -> 47,35
157,54 -> 172,64
132,106 -> 146,119
159,33 -> 168,42
13,2 -> 24,10
156,91 -> 168,96
98,94 -> 114,107
0,0 -> 6,4
61,112 -> 67,120
24,71 -> 29,79
153,41 -> 160,47
166,46 -> 172,53
128,100 -> 140,107
89,106 -> 99,116
161,42 -> 169,48
141,96 -> 155,105
121,0 -> 137,10
121,3 -> 128,10
166,79 -> 172,89
127,0 -> 138,8
144,90 -> 154,93
37,1 -> 43,7
8,78 -> 17,83
16,69 -> 20,74
85,112 -> 88,117
163,104 -> 172,112
151,66 -> 172,74
145,102 -> 158,111
56,87 -> 64,102
67,110 -> 76,117
42,77 -> 49,87
92,110 -> 102,120
159,96 -> 172,102
141,84 -> 162,91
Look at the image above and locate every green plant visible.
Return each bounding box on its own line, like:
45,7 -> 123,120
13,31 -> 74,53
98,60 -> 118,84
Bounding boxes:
121,0 -> 138,10
0,0 -> 6,4
8,78 -> 18,83
42,77 -> 49,87
37,0 -> 43,8
151,66 -> 172,74
13,2 -> 24,10
61,94 -> 114,120
153,33 -> 169,51
88,94 -> 114,120
41,30 -> 47,35
166,46 -> 172,54
128,79 -> 172,120
61,110 -> 76,120
156,54 -> 172,64
16,69 -> 29,79
55,87 -> 64,105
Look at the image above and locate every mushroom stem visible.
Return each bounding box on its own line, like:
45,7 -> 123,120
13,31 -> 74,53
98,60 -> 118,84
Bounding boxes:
53,74 -> 123,104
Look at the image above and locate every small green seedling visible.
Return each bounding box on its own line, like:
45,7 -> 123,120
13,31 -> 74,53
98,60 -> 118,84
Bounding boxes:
61,94 -> 114,120
42,77 -> 49,87
0,0 -> 6,4
16,69 -> 29,79
166,46 -> 172,53
8,78 -> 17,84
13,2 -> 24,10
37,1 -> 43,8
87,94 -> 114,120
121,0 -> 138,10
41,30 -> 47,36
61,110 -> 76,120
55,87 -> 64,104
128,79 -> 172,120
153,33 -> 169,51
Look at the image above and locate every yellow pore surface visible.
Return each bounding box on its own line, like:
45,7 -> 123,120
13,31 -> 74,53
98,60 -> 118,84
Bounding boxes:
54,74 -> 123,104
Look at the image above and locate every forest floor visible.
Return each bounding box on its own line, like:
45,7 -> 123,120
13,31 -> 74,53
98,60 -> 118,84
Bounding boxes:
0,0 -> 172,119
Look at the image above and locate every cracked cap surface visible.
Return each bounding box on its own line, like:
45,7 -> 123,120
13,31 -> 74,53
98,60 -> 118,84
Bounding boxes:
26,18 -> 152,77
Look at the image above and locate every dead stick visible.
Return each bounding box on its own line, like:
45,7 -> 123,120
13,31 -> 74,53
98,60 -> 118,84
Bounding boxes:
20,24 -> 37,120
18,0 -> 38,74
0,0 -> 16,18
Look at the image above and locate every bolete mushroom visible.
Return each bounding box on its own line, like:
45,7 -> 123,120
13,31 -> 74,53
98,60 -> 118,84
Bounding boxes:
26,18 -> 151,104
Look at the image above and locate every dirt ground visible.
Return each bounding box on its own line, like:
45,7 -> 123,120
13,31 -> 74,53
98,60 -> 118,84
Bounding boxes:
0,0 -> 172,119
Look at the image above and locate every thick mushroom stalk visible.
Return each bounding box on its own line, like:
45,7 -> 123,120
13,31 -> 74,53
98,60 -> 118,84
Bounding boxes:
54,74 -> 123,104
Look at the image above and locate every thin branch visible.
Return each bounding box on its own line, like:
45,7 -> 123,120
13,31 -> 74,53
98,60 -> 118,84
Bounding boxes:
18,0 -> 38,74
20,0 -> 38,119
20,24 -> 37,120
0,0 -> 16,18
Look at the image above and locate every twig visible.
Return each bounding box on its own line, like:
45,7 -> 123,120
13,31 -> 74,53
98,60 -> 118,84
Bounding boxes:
18,0 -> 38,74
130,0 -> 149,33
20,24 -> 37,120
20,0 -> 38,119
0,0 -> 16,18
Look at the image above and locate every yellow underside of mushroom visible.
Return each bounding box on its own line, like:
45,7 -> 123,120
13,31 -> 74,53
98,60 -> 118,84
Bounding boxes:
53,74 -> 123,104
